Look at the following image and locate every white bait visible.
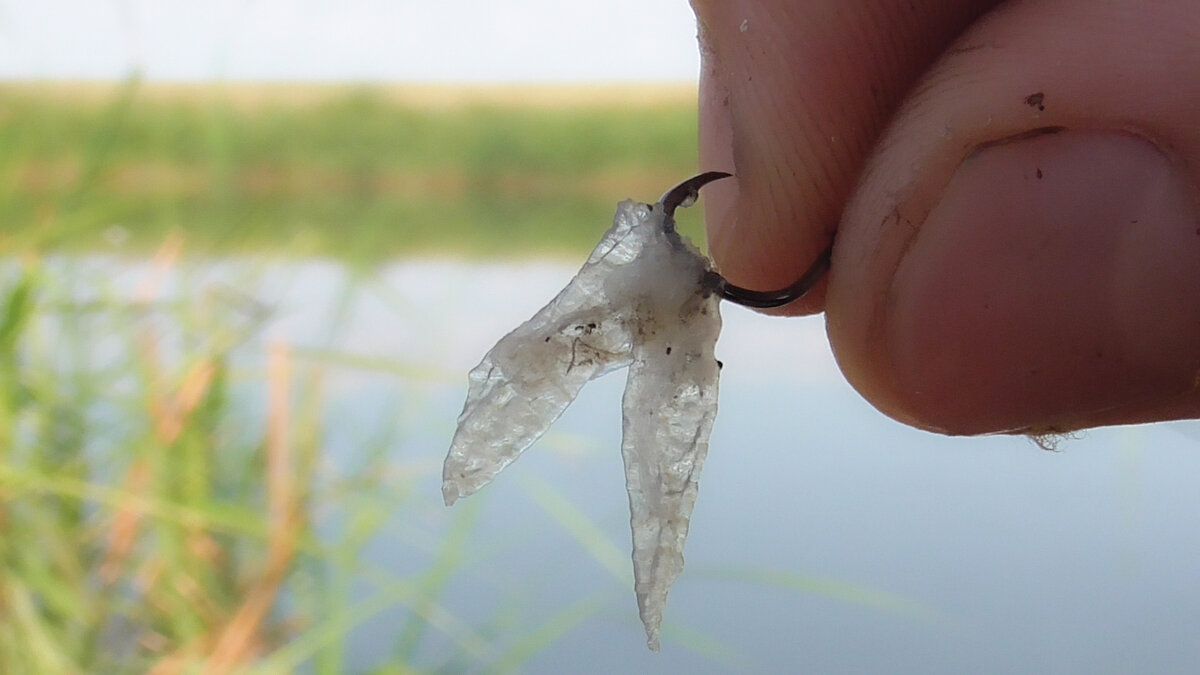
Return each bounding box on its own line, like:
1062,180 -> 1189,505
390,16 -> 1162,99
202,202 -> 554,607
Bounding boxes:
444,172 -> 830,650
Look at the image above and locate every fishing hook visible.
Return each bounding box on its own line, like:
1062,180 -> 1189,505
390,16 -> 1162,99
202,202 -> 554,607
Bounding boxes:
659,171 -> 832,309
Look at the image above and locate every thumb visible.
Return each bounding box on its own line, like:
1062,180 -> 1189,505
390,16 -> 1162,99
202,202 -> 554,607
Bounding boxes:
827,0 -> 1200,434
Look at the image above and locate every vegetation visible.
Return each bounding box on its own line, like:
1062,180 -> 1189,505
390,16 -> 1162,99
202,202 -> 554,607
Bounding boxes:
0,81 -> 703,672
0,82 -> 916,672
0,81 -> 701,261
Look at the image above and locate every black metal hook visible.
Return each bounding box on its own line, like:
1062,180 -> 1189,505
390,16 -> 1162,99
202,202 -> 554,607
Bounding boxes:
658,172 -> 832,309
661,170 -> 733,218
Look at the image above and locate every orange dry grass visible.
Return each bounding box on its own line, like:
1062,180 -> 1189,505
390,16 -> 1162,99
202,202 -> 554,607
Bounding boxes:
204,342 -> 301,671
146,341 -> 303,675
94,237 -> 305,673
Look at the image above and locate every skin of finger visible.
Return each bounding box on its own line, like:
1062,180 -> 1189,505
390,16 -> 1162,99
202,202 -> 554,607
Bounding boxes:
691,0 -> 999,314
825,0 -> 1200,433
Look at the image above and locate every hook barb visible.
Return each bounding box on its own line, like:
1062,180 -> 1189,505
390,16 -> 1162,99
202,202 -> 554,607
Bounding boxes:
660,171 -> 732,218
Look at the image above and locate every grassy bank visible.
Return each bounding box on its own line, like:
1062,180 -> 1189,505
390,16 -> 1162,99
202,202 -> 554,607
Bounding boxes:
0,81 -> 702,261
0,82 -> 703,671
0,83 -> 928,671
0,248 -> 608,672
0,81 -> 808,673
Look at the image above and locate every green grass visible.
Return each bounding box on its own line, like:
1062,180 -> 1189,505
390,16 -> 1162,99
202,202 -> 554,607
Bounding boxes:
0,255 -> 534,672
0,81 -> 702,261
0,81 -> 927,672
0,80 -> 708,672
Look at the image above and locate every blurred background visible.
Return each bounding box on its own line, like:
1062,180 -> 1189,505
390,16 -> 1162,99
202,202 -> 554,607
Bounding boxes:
3,2 -> 1200,673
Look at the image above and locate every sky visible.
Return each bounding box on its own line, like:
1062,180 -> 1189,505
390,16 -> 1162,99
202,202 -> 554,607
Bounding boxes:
0,0 -> 703,82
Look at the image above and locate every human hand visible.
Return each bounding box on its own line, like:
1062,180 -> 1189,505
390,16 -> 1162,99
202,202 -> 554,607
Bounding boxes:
692,0 -> 1200,435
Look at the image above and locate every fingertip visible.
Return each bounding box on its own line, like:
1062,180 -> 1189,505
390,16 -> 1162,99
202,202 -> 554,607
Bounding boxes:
695,0 -> 834,314
886,131 -> 1200,432
826,0 -> 1200,433
691,0 -> 995,315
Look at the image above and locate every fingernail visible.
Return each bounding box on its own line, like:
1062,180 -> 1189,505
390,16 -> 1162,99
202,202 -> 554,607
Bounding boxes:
885,130 -> 1200,433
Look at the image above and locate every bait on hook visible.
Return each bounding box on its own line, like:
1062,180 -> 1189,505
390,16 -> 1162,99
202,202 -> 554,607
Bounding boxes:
443,173 -> 828,650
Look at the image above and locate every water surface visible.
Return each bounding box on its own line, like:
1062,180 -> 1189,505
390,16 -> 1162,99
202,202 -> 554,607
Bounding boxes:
41,257 -> 1200,673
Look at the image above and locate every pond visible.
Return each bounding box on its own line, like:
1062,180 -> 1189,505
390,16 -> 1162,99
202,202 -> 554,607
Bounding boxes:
27,256 -> 1200,672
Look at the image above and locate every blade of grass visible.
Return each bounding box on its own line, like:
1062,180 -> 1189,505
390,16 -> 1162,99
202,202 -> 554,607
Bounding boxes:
5,580 -> 79,673
0,462 -> 274,542
392,491 -> 486,663
518,474 -> 763,661
0,263 -> 37,451
490,594 -> 608,674
258,559 -> 494,673
206,342 -> 302,670
515,474 -> 629,584
656,622 -> 745,670
695,565 -> 937,621
292,345 -> 458,384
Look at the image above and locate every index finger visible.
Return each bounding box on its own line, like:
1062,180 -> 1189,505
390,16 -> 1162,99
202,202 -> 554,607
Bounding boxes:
693,0 -> 999,314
